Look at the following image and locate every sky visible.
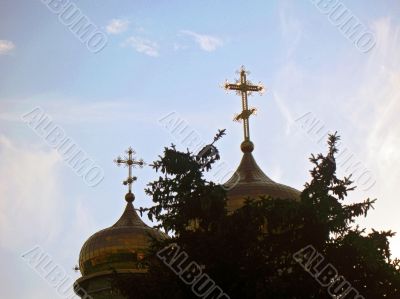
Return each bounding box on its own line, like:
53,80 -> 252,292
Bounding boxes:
1,0 -> 400,298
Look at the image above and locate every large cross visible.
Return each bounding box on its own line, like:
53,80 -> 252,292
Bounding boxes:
114,147 -> 144,194
223,66 -> 265,141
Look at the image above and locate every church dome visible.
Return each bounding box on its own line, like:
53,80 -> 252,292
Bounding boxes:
78,147 -> 166,278
224,141 -> 300,212
74,148 -> 168,298
222,66 -> 301,212
79,196 -> 165,276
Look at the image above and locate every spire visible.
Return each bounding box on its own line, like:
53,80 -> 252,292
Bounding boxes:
223,66 -> 265,152
114,147 -> 145,202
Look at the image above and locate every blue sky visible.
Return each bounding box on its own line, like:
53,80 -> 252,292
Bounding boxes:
1,0 -> 400,298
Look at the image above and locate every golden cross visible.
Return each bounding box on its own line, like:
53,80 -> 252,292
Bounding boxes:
114,147 -> 144,194
223,66 -> 265,141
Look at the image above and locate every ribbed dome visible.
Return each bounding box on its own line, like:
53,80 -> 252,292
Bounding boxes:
221,66 -> 300,212
224,146 -> 300,212
79,201 -> 165,276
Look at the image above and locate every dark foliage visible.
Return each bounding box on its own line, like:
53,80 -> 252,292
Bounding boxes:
115,132 -> 400,299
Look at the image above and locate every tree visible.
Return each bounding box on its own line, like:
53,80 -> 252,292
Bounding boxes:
116,132 -> 400,298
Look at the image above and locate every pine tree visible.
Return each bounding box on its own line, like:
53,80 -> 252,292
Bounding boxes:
116,132 -> 400,298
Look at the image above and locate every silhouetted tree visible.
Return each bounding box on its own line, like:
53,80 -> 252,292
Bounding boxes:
115,132 -> 400,299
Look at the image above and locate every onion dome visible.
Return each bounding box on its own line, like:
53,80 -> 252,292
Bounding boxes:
223,67 -> 300,212
75,147 -> 166,298
224,141 -> 300,212
78,192 -> 164,276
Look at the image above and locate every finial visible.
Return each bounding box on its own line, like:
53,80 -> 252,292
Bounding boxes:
223,66 -> 265,151
241,140 -> 254,153
114,147 -> 145,202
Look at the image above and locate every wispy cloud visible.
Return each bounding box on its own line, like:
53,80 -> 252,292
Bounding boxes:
180,30 -> 223,52
173,43 -> 188,51
0,40 -> 15,55
0,96 -> 163,124
272,17 -> 400,258
273,92 -> 295,135
278,2 -> 303,59
0,135 -> 98,297
123,36 -> 159,57
349,18 -> 400,258
106,19 -> 129,34
0,135 -> 63,250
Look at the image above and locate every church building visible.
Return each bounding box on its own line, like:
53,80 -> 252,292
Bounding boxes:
74,67 -> 300,298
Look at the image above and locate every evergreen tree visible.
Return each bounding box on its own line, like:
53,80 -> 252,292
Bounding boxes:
116,132 -> 400,298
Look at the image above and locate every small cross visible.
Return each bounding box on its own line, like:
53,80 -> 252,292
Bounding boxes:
114,147 -> 144,194
223,66 -> 265,141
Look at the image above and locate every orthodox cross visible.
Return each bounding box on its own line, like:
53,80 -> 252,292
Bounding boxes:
114,147 -> 144,194
223,66 -> 265,141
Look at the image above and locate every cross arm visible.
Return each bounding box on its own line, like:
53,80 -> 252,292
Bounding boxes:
224,83 -> 242,91
245,85 -> 264,92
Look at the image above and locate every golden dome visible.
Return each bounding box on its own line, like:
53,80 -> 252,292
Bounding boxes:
221,67 -> 300,212
224,141 -> 300,212
79,198 -> 165,276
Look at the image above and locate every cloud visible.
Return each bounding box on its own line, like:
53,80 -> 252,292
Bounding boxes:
272,92 -> 295,135
180,30 -> 223,52
278,2 -> 303,59
123,36 -> 159,57
269,12 -> 400,258
173,43 -> 188,51
106,19 -> 129,34
0,134 -> 99,297
282,17 -> 400,258
0,40 -> 15,54
352,18 -> 400,258
0,135 -> 63,251
0,96 -> 165,125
